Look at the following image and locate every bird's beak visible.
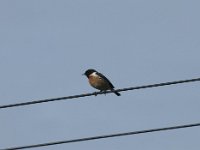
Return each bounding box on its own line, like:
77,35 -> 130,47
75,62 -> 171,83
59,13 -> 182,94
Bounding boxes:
82,73 -> 85,76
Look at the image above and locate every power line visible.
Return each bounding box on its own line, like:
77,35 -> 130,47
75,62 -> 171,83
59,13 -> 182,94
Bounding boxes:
2,122 -> 200,150
0,77 -> 200,109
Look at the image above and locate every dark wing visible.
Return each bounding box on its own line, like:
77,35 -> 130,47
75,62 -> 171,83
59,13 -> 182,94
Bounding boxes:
96,72 -> 115,88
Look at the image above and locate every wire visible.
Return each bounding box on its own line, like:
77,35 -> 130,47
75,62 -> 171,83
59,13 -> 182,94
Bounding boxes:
1,122 -> 200,150
0,77 -> 200,109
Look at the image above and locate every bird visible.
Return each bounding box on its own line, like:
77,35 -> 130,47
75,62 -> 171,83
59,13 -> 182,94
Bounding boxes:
83,69 -> 121,96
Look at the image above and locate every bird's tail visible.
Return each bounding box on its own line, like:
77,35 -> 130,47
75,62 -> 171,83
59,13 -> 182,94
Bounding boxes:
111,89 -> 121,96
114,91 -> 121,96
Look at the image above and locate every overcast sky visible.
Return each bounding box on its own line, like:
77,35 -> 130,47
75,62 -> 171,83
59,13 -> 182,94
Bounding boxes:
0,0 -> 200,150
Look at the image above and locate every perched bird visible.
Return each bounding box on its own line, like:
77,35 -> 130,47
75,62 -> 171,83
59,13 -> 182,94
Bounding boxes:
83,69 -> 121,96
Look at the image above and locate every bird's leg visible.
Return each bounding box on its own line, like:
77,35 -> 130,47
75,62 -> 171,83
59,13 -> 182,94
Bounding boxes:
93,91 -> 98,96
100,90 -> 107,96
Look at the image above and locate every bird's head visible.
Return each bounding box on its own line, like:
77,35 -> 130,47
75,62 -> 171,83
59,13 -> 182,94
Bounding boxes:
83,69 -> 97,78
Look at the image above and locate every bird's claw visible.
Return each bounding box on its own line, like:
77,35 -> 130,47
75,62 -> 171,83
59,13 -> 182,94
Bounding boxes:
93,92 -> 98,96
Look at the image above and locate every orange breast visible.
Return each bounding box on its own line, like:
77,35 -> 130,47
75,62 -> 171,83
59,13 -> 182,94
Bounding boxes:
89,75 -> 110,90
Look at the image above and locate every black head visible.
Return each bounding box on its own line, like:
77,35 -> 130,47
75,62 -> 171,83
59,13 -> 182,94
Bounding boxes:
83,69 -> 97,77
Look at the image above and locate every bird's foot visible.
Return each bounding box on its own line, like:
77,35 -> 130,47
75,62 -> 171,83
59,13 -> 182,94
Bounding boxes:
93,92 -> 98,96
100,90 -> 107,96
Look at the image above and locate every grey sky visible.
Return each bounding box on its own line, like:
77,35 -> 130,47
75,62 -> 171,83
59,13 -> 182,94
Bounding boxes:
0,0 -> 200,149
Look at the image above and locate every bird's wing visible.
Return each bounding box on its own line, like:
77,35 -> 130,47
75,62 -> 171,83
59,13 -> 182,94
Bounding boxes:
96,72 -> 115,88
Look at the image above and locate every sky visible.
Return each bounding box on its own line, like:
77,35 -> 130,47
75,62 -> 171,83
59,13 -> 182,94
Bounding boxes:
0,0 -> 200,149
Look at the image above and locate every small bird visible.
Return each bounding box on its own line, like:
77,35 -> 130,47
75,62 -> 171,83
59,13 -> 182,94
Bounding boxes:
83,69 -> 121,96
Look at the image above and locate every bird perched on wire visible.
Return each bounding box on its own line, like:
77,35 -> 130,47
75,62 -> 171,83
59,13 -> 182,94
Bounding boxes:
83,69 -> 121,96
